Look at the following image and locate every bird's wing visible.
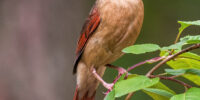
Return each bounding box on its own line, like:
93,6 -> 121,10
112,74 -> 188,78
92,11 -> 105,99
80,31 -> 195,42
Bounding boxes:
73,6 -> 101,74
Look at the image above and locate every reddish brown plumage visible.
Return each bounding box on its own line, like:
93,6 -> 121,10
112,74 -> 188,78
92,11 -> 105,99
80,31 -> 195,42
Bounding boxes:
73,6 -> 101,74
73,5 -> 101,100
73,0 -> 144,99
75,6 -> 100,56
73,86 -> 79,100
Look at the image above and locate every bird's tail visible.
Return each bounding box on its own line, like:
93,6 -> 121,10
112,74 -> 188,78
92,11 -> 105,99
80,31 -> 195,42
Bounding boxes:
73,85 -> 95,100
73,62 -> 106,100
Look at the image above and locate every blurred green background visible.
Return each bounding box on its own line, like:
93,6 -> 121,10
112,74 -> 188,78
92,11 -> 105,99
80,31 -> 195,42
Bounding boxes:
0,0 -> 199,100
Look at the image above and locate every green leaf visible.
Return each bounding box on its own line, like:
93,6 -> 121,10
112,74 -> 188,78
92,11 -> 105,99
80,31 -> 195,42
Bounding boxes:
161,38 -> 200,51
178,20 -> 200,26
117,74 -> 126,82
165,69 -> 186,76
160,51 -> 200,61
143,88 -> 174,98
161,35 -> 200,51
180,35 -> 200,44
170,87 -> 200,100
174,20 -> 200,47
122,44 -> 161,54
167,55 -> 200,69
114,76 -> 159,97
143,82 -> 176,100
160,51 -> 170,57
161,42 -> 185,50
104,90 -> 115,100
178,20 -> 200,34
117,74 -> 137,82
178,21 -> 191,34
165,69 -> 200,76
165,52 -> 200,86
178,52 -> 200,61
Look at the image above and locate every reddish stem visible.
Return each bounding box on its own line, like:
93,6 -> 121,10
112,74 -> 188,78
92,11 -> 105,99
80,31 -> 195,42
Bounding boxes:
150,75 -> 192,88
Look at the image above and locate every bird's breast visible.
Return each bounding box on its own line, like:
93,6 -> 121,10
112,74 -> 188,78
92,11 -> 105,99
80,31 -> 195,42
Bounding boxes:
97,0 -> 144,52
82,0 -> 144,67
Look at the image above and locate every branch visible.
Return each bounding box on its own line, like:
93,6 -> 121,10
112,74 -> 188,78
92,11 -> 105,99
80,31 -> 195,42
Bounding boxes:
125,92 -> 135,100
105,57 -> 164,96
150,75 -> 192,88
146,44 -> 200,77
127,57 -> 164,71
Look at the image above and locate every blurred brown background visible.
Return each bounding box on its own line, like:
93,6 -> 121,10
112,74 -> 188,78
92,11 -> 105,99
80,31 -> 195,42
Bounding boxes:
0,0 -> 200,100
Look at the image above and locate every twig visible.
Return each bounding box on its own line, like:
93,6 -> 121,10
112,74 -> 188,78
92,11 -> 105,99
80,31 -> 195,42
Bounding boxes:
170,74 -> 183,79
146,44 -> 200,77
104,74 -> 122,95
125,92 -> 135,100
150,75 -> 192,88
127,57 -> 164,71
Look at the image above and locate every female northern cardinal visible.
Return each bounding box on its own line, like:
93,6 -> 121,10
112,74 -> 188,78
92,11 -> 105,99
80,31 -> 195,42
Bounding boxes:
73,0 -> 144,100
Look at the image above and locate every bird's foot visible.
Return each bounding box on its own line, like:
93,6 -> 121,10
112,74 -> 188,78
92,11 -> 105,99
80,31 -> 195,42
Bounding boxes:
92,68 -> 114,91
103,83 -> 114,91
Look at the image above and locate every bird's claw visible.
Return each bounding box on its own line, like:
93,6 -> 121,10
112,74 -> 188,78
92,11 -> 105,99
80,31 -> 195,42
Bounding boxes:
103,83 -> 114,91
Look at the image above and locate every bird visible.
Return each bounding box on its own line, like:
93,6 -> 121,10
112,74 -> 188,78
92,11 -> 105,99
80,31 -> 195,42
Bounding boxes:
73,0 -> 144,100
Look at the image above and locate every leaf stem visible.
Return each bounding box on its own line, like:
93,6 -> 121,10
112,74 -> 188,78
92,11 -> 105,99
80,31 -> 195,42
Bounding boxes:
146,44 -> 200,77
170,26 -> 188,54
174,31 -> 182,44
